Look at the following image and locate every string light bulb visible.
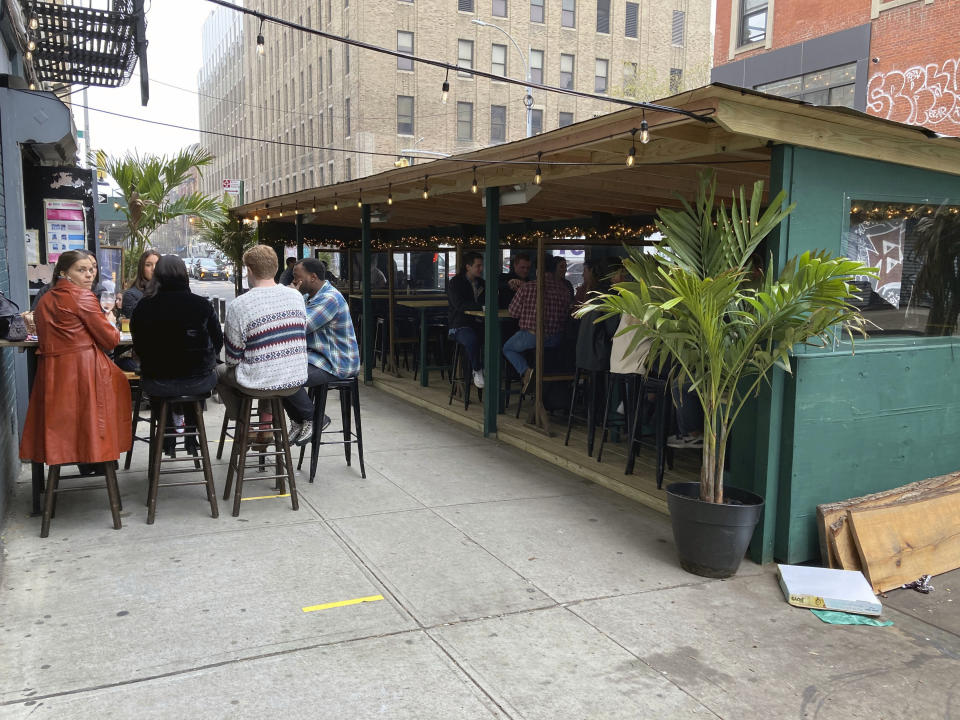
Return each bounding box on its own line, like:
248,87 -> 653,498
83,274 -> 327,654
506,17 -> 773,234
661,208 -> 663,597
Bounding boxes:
534,152 -> 542,185
422,176 -> 429,200
28,82 -> 35,90
357,191 -> 363,208
333,194 -> 339,211
27,39 -> 36,51
256,19 -> 265,56
639,111 -> 650,144
29,14 -> 38,30
25,50 -> 32,61
278,210 -> 283,217
626,128 -> 637,167
441,68 -> 450,104
471,167 -> 478,194
387,183 -> 393,205
266,213 -> 270,219
253,214 -> 260,222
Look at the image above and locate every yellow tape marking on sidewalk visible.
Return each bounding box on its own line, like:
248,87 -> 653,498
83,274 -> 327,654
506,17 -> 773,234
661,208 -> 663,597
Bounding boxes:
240,493 -> 291,502
302,595 -> 384,613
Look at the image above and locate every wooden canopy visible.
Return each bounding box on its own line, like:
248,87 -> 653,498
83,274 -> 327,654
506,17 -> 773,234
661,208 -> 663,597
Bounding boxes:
234,83 -> 960,238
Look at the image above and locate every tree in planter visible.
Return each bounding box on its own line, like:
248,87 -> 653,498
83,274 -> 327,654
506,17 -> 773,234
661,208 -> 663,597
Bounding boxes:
97,145 -> 221,286
579,171 -> 876,504
197,198 -> 257,296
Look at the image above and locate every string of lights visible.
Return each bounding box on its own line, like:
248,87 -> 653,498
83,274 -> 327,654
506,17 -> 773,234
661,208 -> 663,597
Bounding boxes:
203,0 -> 714,123
850,204 -> 960,221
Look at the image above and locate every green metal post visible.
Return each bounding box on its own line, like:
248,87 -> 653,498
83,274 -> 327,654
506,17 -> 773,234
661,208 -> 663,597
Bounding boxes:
483,187 -> 501,437
361,204 -> 373,384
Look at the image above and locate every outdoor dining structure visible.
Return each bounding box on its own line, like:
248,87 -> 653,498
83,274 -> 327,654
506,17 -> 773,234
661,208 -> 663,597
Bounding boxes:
234,84 -> 960,567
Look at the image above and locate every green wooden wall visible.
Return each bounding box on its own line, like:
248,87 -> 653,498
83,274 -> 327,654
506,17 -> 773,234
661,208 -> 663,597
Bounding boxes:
763,146 -> 960,562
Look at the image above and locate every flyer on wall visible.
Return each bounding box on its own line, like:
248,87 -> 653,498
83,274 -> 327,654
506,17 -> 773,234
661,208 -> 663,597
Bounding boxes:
43,199 -> 86,264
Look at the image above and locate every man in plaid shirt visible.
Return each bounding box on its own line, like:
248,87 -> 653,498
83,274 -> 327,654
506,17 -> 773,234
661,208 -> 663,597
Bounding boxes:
282,258 -> 360,444
504,255 -> 571,391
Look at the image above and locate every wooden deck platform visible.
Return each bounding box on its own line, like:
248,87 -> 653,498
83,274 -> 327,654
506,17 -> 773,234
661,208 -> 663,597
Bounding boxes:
370,369 -> 701,515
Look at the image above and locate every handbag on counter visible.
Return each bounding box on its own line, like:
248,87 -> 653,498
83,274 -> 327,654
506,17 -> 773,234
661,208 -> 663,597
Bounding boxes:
0,290 -> 28,341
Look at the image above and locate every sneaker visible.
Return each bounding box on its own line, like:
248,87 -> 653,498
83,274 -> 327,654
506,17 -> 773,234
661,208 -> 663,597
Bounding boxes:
666,434 -> 688,449
472,369 -> 485,389
293,419 -> 314,446
521,367 -> 534,394
287,419 -> 303,443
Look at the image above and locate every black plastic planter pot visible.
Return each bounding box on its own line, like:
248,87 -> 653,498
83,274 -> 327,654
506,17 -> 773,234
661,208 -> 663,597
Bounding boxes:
665,482 -> 764,579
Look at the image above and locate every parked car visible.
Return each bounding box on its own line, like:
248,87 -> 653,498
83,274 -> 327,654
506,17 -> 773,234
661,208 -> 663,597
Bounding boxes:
195,258 -> 229,281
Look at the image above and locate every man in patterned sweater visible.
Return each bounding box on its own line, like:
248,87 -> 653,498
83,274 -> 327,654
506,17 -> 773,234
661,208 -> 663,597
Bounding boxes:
217,245 -> 309,433
283,258 -> 360,442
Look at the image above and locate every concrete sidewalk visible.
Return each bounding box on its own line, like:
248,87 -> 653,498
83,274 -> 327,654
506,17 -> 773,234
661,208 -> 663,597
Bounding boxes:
1,387 -> 958,719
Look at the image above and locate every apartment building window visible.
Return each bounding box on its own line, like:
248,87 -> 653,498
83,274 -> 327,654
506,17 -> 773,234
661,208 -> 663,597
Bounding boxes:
286,178 -> 290,193
595,58 -> 608,92
531,108 -> 543,135
299,16 -> 304,47
670,67 -> 682,93
559,54 -> 574,90
309,169 -> 314,186
328,161 -> 335,184
398,95 -> 415,135
318,56 -> 323,88
318,166 -> 324,186
739,0 -> 767,45
327,49 -> 333,84
490,104 -> 506,143
558,111 -> 573,127
345,158 -> 352,180
596,0 -> 609,33
458,39 -> 474,77
328,105 -> 334,143
458,0 -> 474,11
345,0 -> 349,7
345,98 -> 351,136
309,118 -> 314,146
561,0 -> 575,27
344,40 -> 350,74
299,71 -> 304,103
672,10 -> 685,46
293,175 -> 298,191
623,61 -> 637,96
306,7 -> 311,27
493,0 -> 507,16
492,44 -> 507,77
318,111 -> 324,143
307,65 -> 313,96
457,101 -> 473,141
530,0 -> 544,22
397,31 -> 414,70
625,2 -> 638,37
754,63 -> 857,108
530,49 -> 544,83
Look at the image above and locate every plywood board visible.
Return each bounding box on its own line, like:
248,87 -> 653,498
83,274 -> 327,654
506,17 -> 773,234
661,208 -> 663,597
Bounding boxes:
848,490 -> 960,593
816,472 -> 960,567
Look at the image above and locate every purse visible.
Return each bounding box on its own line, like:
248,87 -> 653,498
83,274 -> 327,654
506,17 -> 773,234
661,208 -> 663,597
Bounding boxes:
0,290 -> 28,341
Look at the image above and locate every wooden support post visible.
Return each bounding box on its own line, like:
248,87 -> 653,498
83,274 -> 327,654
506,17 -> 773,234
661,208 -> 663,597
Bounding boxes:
529,233 -> 551,434
361,205 -> 373,384
386,248 -> 399,376
483,187 -> 501,438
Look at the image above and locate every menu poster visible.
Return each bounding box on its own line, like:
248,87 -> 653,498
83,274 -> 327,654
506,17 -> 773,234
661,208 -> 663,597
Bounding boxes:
44,199 -> 86,263
24,228 -> 40,265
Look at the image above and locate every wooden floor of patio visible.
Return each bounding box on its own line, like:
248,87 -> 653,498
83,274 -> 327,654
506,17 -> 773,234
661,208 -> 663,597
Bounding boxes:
370,368 -> 701,515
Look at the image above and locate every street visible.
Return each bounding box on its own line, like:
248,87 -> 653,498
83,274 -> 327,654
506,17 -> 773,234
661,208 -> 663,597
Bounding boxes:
188,279 -> 237,307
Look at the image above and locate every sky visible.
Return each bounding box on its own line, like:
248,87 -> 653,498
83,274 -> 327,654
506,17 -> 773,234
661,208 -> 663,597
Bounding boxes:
72,0 -> 214,162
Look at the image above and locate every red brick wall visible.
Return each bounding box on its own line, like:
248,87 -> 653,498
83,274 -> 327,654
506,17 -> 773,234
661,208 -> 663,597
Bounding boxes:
867,1 -> 960,136
714,0 -> 871,67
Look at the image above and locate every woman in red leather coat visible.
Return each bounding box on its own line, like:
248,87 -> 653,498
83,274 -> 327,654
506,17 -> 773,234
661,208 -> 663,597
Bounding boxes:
20,250 -> 132,467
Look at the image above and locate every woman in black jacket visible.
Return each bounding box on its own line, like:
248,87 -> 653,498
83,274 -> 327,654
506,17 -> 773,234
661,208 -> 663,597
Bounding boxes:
131,255 -> 223,399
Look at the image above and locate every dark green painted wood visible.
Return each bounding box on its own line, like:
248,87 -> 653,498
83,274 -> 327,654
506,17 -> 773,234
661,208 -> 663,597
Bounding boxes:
483,187 -> 501,437
361,205 -> 373,384
295,214 -> 304,259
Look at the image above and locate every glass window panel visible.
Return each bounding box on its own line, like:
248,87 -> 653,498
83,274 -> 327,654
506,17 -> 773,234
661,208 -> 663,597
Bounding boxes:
457,101 -> 473,140
594,58 -> 608,93
490,104 -> 506,142
492,0 -> 507,17
397,31 -> 414,70
624,2 -> 638,37
492,44 -> 507,77
531,108 -> 543,135
530,0 -> 544,22
828,84 -> 855,107
559,111 -> 574,127
596,0 -> 610,33
397,95 -> 414,135
530,49 -> 544,84
671,10 -> 685,46
458,39 -> 474,77
755,76 -> 802,97
561,0 -> 575,27
560,53 -> 574,90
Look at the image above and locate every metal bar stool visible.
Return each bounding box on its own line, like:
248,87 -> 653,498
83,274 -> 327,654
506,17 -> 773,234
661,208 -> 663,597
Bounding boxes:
624,376 -> 673,487
222,393 -> 299,516
146,395 -> 218,524
596,373 -> 638,463
297,376 -> 366,482
564,368 -> 607,456
40,463 -> 122,538
448,339 -> 481,410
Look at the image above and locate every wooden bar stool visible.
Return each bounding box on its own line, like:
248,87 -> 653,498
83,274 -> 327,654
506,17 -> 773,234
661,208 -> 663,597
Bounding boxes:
40,463 -> 122,538
222,393 -> 298,517
146,395 -> 218,524
123,372 -> 152,470
297,376 -> 366,482
216,413 -> 235,460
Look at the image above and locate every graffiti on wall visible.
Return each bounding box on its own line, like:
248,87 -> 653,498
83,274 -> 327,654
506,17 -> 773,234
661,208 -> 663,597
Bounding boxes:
867,57 -> 960,133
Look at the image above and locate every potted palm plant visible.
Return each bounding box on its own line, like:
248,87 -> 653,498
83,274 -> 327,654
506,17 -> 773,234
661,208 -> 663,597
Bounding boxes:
580,171 -> 875,578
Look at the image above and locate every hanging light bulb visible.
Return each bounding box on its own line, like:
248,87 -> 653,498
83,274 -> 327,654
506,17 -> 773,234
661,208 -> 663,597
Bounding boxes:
387,183 -> 393,205
333,194 -> 339,211
253,214 -> 260,222
28,82 -> 36,90
422,176 -> 429,200
441,68 -> 450,104
25,50 -> 32,61
534,152 -> 542,185
471,167 -> 478,194
278,210 -> 283,217
639,111 -> 650,144
256,19 -> 265,56
311,203 -> 316,212
29,14 -> 39,30
626,129 -> 637,167
266,212 -> 271,219
27,39 -> 36,51
357,191 -> 363,208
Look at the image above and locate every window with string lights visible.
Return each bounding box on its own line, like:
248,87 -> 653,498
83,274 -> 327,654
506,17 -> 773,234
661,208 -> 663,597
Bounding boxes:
845,199 -> 960,336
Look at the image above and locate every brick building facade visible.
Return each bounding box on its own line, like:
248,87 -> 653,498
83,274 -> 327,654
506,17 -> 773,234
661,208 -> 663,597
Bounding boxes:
198,0 -> 713,202
711,0 -> 960,136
